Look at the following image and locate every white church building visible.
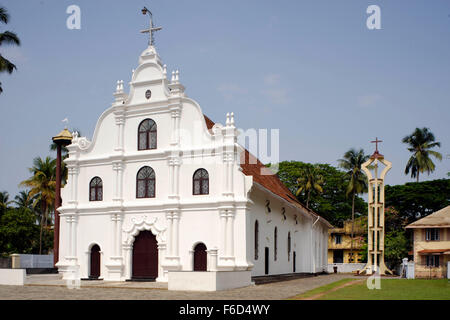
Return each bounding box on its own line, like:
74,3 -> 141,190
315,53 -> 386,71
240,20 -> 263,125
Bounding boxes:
56,22 -> 331,288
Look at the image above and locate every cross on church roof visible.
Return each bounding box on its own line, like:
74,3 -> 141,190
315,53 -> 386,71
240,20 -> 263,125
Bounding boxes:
370,137 -> 384,159
140,6 -> 162,46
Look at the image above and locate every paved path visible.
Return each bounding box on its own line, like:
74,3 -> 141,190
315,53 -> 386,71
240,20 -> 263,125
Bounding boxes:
0,274 -> 357,300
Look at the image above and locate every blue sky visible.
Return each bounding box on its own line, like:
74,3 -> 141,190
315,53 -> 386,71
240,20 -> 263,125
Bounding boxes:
1,0 -> 449,198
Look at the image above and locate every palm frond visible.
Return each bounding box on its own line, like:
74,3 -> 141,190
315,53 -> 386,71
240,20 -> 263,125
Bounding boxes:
0,31 -> 20,46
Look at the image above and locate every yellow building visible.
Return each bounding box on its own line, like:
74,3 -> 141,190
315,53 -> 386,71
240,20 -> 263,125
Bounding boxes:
406,205 -> 450,278
328,218 -> 365,264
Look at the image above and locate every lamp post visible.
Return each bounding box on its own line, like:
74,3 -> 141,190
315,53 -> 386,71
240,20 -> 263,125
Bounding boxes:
52,128 -> 72,267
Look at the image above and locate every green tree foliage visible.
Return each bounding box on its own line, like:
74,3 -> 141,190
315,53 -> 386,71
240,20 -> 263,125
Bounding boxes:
0,6 -> 21,94
0,191 -> 11,218
277,161 -> 366,227
384,230 -> 410,269
295,164 -> 324,208
402,127 -> 442,182
338,148 -> 370,259
385,179 -> 450,224
0,207 -> 39,256
20,156 -> 56,254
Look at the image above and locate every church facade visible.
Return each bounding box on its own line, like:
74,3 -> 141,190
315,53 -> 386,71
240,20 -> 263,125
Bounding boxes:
56,44 -> 331,282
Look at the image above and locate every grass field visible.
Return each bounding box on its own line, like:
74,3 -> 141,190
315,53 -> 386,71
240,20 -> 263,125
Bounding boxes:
293,278 -> 450,300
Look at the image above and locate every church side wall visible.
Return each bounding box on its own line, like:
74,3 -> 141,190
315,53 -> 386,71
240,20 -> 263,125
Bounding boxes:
248,189 -> 318,277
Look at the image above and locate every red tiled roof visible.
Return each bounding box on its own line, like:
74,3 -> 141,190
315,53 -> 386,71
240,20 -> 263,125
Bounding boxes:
203,115 -> 327,224
418,249 -> 450,254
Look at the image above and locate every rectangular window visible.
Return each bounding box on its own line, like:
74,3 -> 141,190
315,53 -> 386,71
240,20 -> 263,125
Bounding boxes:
425,229 -> 440,241
426,255 -> 440,267
335,235 -> 342,245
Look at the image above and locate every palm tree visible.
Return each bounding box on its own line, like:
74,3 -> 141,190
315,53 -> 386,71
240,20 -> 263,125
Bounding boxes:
0,6 -> 21,94
0,191 -> 11,216
14,190 -> 35,210
338,148 -> 369,262
402,127 -> 442,182
20,157 -> 56,254
295,165 -> 324,209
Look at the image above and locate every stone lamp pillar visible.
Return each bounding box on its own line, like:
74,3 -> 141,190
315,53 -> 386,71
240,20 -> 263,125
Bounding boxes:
52,128 -> 73,266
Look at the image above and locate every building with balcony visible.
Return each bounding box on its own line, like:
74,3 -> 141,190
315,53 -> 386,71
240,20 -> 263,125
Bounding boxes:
406,205 -> 450,278
328,218 -> 365,264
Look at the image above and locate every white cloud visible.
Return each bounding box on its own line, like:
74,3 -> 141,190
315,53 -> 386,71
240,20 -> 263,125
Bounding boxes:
264,88 -> 289,105
357,94 -> 382,108
217,83 -> 248,100
263,74 -> 281,85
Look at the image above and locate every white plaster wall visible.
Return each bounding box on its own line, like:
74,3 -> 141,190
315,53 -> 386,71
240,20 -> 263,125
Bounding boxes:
248,188 -> 317,277
0,269 -> 26,285
168,271 -> 252,291
76,213 -> 112,279
177,210 -> 220,271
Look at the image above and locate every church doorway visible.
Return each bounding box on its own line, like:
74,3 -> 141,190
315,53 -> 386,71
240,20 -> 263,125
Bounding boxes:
132,230 -> 158,280
293,251 -> 296,273
193,243 -> 207,271
265,247 -> 269,275
89,244 -> 101,279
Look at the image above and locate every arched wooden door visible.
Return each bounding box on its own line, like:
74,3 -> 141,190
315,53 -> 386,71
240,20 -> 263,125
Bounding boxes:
90,244 -> 101,279
132,230 -> 158,280
193,243 -> 207,271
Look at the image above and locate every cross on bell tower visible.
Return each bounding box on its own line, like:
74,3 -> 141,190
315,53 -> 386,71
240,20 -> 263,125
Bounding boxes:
140,6 -> 162,46
370,137 -> 384,159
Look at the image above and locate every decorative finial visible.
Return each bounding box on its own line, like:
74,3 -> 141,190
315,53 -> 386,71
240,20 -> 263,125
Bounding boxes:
171,71 -> 176,83
115,80 -> 124,93
163,64 -> 167,75
230,112 -> 235,126
175,70 -> 179,82
226,113 -> 230,126
140,6 -> 162,46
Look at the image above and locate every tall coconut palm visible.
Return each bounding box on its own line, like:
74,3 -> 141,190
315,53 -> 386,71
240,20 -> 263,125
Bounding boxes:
295,165 -> 324,209
20,157 -> 56,254
0,7 -> 21,94
338,148 -> 369,262
402,127 -> 442,182
0,191 -> 11,217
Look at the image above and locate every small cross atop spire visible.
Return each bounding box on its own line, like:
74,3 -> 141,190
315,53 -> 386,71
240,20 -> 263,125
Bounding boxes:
370,137 -> 384,159
140,6 -> 162,46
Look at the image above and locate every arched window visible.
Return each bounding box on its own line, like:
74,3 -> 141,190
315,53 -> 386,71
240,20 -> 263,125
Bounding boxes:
254,220 -> 259,260
138,119 -> 157,150
89,177 -> 103,201
287,232 -> 291,262
274,227 -> 278,261
136,166 -> 156,198
193,169 -> 209,195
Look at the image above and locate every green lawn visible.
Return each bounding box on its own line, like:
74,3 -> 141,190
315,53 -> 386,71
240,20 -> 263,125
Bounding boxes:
317,279 -> 450,300
290,278 -> 357,300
